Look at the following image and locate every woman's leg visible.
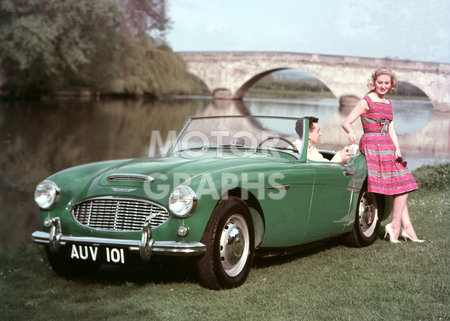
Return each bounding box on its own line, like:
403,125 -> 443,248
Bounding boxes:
390,193 -> 408,240
400,202 -> 420,240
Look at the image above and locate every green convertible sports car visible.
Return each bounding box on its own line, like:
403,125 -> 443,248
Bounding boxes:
32,115 -> 391,289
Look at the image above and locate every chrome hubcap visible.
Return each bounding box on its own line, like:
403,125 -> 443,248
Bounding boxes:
220,214 -> 249,277
359,192 -> 378,237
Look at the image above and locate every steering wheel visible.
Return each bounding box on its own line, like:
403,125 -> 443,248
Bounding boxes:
258,136 -> 298,151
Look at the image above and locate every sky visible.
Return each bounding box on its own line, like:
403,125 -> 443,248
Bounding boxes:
166,0 -> 450,64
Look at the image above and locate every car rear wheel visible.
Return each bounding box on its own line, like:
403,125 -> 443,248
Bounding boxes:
345,186 -> 380,247
46,248 -> 100,278
197,197 -> 255,290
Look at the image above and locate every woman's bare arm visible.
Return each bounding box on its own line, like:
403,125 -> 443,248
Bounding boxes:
342,99 -> 369,144
389,120 -> 402,158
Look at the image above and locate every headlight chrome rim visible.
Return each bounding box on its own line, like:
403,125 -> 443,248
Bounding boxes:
169,185 -> 197,218
34,180 -> 60,210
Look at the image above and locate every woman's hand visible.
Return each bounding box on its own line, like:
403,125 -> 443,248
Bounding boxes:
395,149 -> 402,159
347,131 -> 357,144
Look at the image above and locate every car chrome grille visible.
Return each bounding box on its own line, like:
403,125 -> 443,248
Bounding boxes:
107,174 -> 155,183
72,197 -> 169,231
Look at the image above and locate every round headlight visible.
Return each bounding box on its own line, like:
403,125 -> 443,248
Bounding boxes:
34,180 -> 60,209
168,185 -> 197,217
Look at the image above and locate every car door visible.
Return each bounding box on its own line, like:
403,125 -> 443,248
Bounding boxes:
303,161 -> 355,242
258,162 -> 315,248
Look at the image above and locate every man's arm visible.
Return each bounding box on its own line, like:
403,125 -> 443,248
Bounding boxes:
333,147 -> 351,163
309,146 -> 351,163
331,152 -> 343,162
308,146 -> 330,162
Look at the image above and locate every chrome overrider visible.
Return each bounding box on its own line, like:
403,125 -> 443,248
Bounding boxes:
31,217 -> 206,261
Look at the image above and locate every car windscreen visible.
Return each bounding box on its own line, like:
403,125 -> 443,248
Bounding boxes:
169,116 -> 306,155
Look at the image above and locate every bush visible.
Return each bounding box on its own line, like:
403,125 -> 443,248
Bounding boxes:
413,163 -> 450,190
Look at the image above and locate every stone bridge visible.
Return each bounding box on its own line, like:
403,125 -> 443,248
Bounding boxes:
179,51 -> 450,112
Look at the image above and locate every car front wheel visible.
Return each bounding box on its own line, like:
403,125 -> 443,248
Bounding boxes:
345,186 -> 380,247
197,197 -> 255,290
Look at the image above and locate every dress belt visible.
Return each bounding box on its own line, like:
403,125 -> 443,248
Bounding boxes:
362,118 -> 391,134
379,120 -> 390,134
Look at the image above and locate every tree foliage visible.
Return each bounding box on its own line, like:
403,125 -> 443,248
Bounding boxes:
0,0 -> 124,95
119,0 -> 170,39
0,0 -> 201,97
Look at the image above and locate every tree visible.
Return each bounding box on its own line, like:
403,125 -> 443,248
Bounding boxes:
0,0 -> 182,97
119,0 -> 171,40
0,0 -> 126,95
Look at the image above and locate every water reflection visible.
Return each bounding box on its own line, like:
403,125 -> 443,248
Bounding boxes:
0,97 -> 447,245
198,97 -> 445,165
0,98 -> 207,245
244,97 -> 435,136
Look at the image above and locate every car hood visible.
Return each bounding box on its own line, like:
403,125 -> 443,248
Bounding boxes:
99,150 -> 290,187
59,149 -> 296,203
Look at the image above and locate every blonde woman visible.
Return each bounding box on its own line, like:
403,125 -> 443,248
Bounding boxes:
342,67 -> 423,243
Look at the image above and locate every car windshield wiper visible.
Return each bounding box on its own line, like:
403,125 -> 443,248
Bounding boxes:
176,145 -> 249,152
271,146 -> 299,152
218,144 -> 251,148
256,145 -> 298,152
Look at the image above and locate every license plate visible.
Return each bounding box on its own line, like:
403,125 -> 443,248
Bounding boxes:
70,244 -> 126,264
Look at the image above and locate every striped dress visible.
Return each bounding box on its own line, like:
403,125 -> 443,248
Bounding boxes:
359,95 -> 418,195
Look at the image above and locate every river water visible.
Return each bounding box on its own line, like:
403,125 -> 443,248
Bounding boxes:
0,96 -> 448,244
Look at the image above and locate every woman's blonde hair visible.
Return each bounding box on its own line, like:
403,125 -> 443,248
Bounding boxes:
367,67 -> 397,93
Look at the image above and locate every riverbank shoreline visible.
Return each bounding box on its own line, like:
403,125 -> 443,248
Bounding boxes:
1,88 -> 430,102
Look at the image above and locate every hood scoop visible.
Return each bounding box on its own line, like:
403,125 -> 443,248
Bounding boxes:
107,173 -> 155,183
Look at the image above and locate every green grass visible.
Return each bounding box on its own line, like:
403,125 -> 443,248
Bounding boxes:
1,188 -> 448,321
245,88 -> 335,99
244,88 -> 427,101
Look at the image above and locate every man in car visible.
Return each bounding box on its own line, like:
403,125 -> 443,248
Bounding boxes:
294,116 -> 352,163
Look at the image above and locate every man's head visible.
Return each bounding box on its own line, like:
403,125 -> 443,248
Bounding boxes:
296,116 -> 321,147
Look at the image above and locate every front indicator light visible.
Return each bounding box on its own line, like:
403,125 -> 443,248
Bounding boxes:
178,225 -> 189,237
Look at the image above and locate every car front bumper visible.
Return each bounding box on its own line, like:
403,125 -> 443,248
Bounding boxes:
31,217 -> 206,261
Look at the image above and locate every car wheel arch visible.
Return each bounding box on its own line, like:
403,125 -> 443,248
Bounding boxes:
359,179 -> 390,221
222,188 -> 265,248
345,180 -> 382,247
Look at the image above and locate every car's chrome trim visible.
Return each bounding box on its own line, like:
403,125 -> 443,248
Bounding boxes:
266,184 -> 292,190
108,174 -> 155,183
35,180 -> 61,210
32,231 -> 206,257
71,196 -> 169,232
172,146 -> 300,159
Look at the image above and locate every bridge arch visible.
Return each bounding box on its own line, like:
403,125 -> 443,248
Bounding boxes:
393,72 -> 436,108
235,67 -> 341,102
235,68 -> 285,99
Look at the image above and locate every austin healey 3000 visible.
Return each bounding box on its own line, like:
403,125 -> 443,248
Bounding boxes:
32,115 -> 390,289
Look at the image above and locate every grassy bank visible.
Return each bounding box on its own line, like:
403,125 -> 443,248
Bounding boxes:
1,184 -> 448,320
245,88 -> 430,101
245,76 -> 429,101
245,88 -> 335,99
